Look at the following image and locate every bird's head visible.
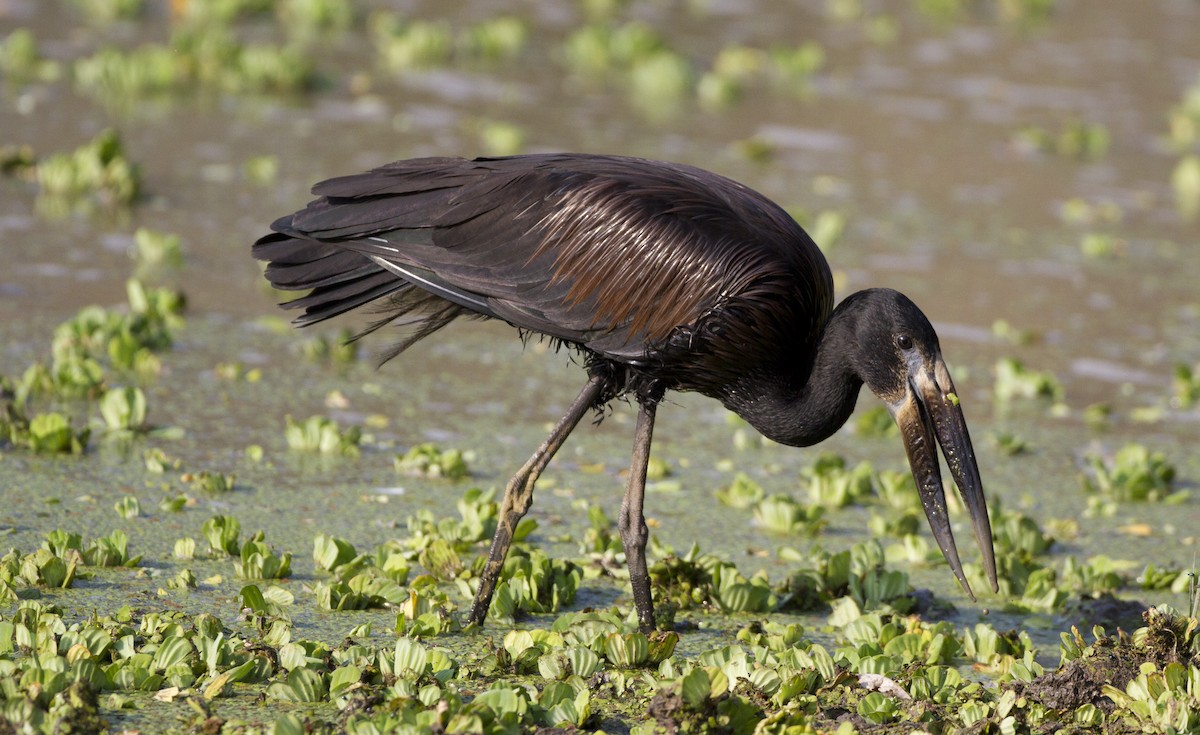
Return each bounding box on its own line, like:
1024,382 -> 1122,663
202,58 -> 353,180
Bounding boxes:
850,289 -> 999,600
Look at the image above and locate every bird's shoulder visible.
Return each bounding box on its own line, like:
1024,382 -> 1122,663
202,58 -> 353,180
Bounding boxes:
512,156 -> 834,354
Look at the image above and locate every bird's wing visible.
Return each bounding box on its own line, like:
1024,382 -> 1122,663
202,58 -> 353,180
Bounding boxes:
266,154 -> 832,363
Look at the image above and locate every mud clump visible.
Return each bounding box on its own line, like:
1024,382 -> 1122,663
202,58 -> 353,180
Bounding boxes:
1063,594 -> 1149,636
1018,606 -> 1199,718
1018,639 -> 1141,714
646,690 -> 685,732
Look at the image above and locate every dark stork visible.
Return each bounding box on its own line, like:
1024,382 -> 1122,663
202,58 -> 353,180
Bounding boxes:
253,154 -> 998,630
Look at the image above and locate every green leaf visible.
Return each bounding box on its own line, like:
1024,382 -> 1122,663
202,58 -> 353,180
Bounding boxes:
114,495 -> 141,520
715,473 -> 765,509
681,667 -> 711,708
202,515 -> 241,556
272,714 -> 306,735
392,637 -> 428,680
266,667 -> 327,703
99,386 -> 147,431
285,415 -> 361,456
503,629 -> 536,659
857,692 -> 898,723
173,537 -> 196,560
394,442 -> 469,478
151,636 -> 194,672
313,533 -> 357,572
567,645 -> 601,678
278,642 -> 311,671
239,584 -> 268,613
27,412 -> 89,453
472,686 -> 528,718
604,632 -> 649,667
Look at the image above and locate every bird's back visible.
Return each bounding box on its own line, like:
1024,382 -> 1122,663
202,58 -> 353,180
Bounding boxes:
254,154 -> 834,399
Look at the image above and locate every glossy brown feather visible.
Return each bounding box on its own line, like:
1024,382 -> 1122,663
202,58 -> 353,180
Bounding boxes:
254,154 -> 833,402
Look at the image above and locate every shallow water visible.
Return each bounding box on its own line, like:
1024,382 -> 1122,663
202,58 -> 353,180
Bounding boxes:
1,0 -> 1199,728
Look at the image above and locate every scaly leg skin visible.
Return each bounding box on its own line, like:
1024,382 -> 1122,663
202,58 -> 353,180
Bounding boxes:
467,374 -> 606,627
618,395 -> 659,632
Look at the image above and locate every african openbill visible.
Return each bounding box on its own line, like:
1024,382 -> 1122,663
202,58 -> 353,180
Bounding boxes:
253,153 -> 998,631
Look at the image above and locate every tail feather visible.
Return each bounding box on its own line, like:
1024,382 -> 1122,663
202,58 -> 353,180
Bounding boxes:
252,231 -> 467,359
283,270 -> 403,326
268,252 -> 379,291
366,296 -> 465,365
254,234 -> 371,286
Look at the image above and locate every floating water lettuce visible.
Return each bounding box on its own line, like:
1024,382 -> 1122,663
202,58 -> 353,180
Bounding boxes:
994,357 -> 1064,403
1079,231 -> 1123,259
650,545 -> 776,615
33,129 -> 140,209
714,473 -> 764,509
113,495 -> 140,520
854,404 -> 899,437
99,386 -> 147,432
8,279 -> 184,413
1081,443 -> 1184,503
1174,361 -> 1200,408
803,452 -> 874,508
130,227 -> 183,270
395,441 -> 469,478
74,25 -> 317,102
234,534 -> 292,580
752,493 -> 825,535
369,14 -> 453,70
285,415 -> 361,455
4,411 -> 91,453
990,430 -> 1030,455
1013,119 -> 1110,160
201,515 -> 241,556
0,28 -> 60,82
779,540 -> 915,613
562,21 -> 666,77
183,470 -> 236,494
299,327 -> 358,363
276,0 -> 353,37
403,487 -> 502,551
459,16 -> 528,60
488,549 -> 583,620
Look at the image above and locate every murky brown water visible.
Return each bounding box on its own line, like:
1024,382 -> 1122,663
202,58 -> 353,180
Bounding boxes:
1,0 -> 1198,681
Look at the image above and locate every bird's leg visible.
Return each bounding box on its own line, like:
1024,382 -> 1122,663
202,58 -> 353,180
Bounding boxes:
618,394 -> 660,632
467,374 -> 606,627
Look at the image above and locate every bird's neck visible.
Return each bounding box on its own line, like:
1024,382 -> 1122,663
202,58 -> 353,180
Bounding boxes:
725,302 -> 863,447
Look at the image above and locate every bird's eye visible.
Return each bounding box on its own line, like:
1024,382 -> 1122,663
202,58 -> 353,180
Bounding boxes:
895,334 -> 914,350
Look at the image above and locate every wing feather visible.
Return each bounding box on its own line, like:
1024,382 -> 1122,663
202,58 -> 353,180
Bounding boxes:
253,154 -> 833,388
